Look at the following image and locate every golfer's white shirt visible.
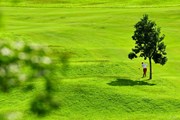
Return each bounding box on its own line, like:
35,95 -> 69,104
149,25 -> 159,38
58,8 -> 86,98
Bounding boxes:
142,63 -> 147,68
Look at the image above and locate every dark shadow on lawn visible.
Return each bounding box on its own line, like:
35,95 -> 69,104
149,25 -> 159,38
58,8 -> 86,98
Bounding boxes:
107,78 -> 156,86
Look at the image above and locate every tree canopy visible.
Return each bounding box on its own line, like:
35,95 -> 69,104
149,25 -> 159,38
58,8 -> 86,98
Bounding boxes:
128,14 -> 167,79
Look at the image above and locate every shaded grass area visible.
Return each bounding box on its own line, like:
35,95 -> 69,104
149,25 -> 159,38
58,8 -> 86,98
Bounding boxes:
107,78 -> 156,86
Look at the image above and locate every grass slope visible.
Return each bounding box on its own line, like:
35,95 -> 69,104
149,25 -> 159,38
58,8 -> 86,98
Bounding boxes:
0,1 -> 180,120
0,0 -> 180,7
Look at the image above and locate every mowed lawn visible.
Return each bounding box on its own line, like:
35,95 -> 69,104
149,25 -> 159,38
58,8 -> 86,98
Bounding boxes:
0,3 -> 180,120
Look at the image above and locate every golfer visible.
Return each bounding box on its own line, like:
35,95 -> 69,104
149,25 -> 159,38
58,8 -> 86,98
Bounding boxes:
142,62 -> 147,78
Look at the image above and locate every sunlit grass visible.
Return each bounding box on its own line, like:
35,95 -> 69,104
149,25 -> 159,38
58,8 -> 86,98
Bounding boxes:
0,1 -> 180,120
0,0 -> 180,7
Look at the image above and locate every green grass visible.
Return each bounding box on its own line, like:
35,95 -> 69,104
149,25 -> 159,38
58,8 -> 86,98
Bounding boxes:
0,1 -> 180,120
0,0 -> 180,7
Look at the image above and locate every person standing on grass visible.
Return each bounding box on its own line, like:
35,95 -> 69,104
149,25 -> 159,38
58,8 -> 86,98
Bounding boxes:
142,62 -> 147,78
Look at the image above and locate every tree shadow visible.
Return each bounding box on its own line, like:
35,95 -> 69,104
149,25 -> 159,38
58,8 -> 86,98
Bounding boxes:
107,78 -> 156,86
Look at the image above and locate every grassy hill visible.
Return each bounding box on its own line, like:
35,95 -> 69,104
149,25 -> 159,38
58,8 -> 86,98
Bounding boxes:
0,0 -> 180,120
0,0 -> 180,7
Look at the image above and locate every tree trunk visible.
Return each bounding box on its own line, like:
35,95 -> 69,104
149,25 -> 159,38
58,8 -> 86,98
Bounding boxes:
149,57 -> 152,79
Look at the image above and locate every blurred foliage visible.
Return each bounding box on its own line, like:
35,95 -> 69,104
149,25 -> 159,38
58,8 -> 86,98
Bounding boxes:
0,41 -> 69,117
0,114 -> 6,120
0,41 -> 52,92
0,11 -> 3,29
31,92 -> 59,116
0,112 -> 22,120
11,0 -> 21,4
60,51 -> 71,76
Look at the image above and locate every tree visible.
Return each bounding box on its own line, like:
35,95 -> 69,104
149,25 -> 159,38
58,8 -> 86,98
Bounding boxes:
128,14 -> 167,79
